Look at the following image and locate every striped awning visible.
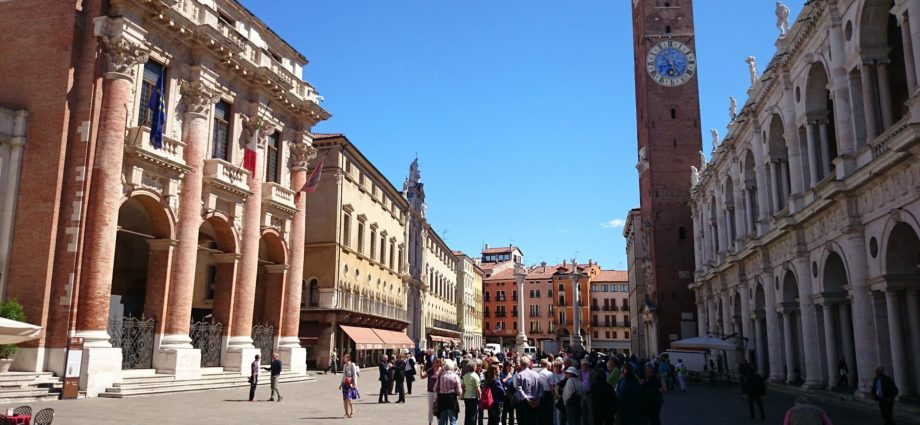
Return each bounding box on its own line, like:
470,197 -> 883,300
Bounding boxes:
373,329 -> 415,350
340,325 -> 385,350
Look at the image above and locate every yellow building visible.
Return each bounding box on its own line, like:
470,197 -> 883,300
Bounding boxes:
300,134 -> 413,368
455,252 -> 485,349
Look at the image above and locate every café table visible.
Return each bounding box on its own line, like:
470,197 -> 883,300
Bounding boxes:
3,414 -> 30,425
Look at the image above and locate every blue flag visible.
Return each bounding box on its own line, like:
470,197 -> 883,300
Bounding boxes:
147,72 -> 166,150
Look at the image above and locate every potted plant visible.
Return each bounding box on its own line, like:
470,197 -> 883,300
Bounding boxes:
0,299 -> 26,372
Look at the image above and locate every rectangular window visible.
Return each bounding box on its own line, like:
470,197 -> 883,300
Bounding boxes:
605,331 -> 611,339
343,214 -> 352,247
379,235 -> 386,264
624,331 -> 629,339
621,284 -> 627,292
266,131 -> 280,183
357,222 -> 365,253
370,230 -> 376,259
389,241 -> 395,270
612,331 -> 618,339
138,62 -> 165,127
212,100 -> 231,160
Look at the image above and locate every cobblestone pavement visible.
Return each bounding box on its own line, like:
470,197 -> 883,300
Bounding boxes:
0,373 -> 916,424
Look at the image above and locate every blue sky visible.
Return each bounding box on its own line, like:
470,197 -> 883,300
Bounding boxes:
242,0 -> 802,270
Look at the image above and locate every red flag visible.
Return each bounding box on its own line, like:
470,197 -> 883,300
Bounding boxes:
295,158 -> 324,200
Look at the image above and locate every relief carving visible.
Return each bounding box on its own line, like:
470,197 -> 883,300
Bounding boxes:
179,80 -> 219,117
289,142 -> 317,170
241,111 -> 273,149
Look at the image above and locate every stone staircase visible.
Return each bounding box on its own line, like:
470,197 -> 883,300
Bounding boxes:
0,372 -> 63,403
99,368 -> 317,398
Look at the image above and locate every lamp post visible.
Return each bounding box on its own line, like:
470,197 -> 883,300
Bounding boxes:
514,262 -> 528,355
570,259 -> 586,354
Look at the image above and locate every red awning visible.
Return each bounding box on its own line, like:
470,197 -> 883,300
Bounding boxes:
340,325 -> 385,350
373,329 -> 414,350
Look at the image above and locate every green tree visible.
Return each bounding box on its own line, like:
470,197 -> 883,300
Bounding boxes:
0,299 -> 27,359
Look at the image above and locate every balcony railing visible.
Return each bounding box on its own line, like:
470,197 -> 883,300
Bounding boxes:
262,182 -> 296,210
591,305 -> 600,311
320,289 -> 408,322
203,159 -> 252,199
432,319 -> 461,332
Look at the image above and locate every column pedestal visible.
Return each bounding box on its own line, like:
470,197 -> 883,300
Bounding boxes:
279,339 -> 307,375
80,347 -> 123,397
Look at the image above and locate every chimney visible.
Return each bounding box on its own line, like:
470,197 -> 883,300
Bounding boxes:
541,261 -> 547,272
484,243 -> 489,250
563,259 -> 567,267
588,259 -> 593,266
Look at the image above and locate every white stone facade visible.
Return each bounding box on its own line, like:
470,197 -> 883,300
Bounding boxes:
689,0 -> 920,399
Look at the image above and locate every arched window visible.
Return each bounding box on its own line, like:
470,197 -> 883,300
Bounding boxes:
308,279 -> 319,308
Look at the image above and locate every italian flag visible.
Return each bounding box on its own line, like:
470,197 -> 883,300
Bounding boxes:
243,114 -> 262,176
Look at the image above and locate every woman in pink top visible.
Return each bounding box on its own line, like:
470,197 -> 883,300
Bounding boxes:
421,357 -> 443,425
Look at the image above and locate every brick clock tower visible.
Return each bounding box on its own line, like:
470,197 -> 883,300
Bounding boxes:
631,0 -> 701,352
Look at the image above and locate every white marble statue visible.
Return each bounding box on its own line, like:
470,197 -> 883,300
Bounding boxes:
691,166 -> 700,187
729,96 -> 738,120
699,151 -> 707,172
745,56 -> 759,87
776,2 -> 791,36
710,128 -> 720,150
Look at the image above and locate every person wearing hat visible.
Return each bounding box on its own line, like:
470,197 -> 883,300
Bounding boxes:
562,366 -> 583,425
782,396 -> 832,425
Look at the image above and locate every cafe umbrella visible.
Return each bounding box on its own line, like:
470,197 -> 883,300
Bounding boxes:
0,317 -> 41,345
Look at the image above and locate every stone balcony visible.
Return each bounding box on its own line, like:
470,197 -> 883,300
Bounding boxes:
261,182 -> 297,233
122,127 -> 190,203
202,158 -> 252,211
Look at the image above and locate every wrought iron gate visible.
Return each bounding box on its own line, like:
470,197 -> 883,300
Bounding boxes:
190,321 -> 224,367
108,316 -> 156,369
251,324 -> 274,365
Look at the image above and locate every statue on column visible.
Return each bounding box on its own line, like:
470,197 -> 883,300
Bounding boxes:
691,166 -> 700,187
745,56 -> 759,87
775,2 -> 791,36
729,96 -> 738,121
710,129 -> 721,150
699,151 -> 708,172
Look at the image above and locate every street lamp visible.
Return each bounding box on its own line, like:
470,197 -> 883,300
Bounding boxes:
513,262 -> 528,355
570,259 -> 586,354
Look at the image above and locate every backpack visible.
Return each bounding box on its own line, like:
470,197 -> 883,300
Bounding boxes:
479,384 -> 494,410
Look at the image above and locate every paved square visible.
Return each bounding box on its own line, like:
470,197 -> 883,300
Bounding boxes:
0,373 -> 916,424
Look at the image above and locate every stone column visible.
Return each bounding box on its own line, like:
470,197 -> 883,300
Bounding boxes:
885,290 -> 912,396
876,62 -> 894,130
156,79 -> 217,377
897,9 -> 918,92
75,26 -> 148,396
906,290 -> 920,395
767,162 -> 779,215
696,302 -> 706,336
744,189 -> 755,235
804,123 -> 820,186
739,284 -> 752,360
827,6 -> 857,163
224,111 -> 268,374
720,292 -> 736,368
818,121 -> 832,179
907,1 -> 920,91
793,258 -> 824,388
143,239 -> 176,360
278,141 -> 315,374
779,161 -> 790,206
0,116 -> 25,295
838,302 -> 856,388
860,63 -> 880,141
838,233 -> 877,396
822,303 -> 839,389
782,310 -> 796,383
763,274 -> 784,382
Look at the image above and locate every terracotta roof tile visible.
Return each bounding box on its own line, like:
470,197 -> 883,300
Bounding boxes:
594,270 -> 628,282
482,246 -> 520,255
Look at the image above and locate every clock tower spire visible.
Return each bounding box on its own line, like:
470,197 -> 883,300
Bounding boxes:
631,0 -> 702,353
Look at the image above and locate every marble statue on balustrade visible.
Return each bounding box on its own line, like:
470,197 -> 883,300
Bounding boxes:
745,56 -> 758,88
710,129 -> 721,151
729,96 -> 737,121
690,166 -> 700,188
775,2 -> 791,36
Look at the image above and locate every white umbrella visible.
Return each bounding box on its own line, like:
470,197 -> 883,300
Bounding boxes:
670,336 -> 737,351
0,317 -> 41,345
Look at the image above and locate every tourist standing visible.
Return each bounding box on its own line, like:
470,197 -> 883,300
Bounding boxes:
263,353 -> 283,402
462,360 -> 482,425
329,350 -> 338,374
406,351 -> 418,394
579,359 -> 594,425
561,366 -> 583,425
592,367 -> 616,425
616,363 -> 643,425
340,354 -> 360,418
484,364 -> 507,425
742,368 -> 766,421
836,357 -> 848,389
422,358 -> 444,425
639,364 -> 665,425
378,354 -> 390,403
871,367 -> 899,425
782,396 -> 832,425
248,354 -> 260,402
395,353 -> 407,403
500,362 -> 516,425
675,359 -> 687,392
436,359 -> 463,425
513,356 -> 544,425
536,358 -> 556,425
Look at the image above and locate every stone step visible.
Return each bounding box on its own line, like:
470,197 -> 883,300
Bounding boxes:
100,374 -> 314,398
0,373 -> 62,404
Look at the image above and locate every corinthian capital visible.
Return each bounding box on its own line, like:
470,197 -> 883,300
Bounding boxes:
289,142 -> 317,170
241,111 -> 273,148
179,80 -> 219,117
101,36 -> 149,81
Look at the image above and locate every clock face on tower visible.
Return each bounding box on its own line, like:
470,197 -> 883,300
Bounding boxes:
646,40 -> 697,87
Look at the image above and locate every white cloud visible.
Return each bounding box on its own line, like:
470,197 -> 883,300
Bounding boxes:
601,218 -> 626,229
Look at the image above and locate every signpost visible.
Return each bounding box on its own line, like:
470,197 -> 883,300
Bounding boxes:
61,337 -> 83,399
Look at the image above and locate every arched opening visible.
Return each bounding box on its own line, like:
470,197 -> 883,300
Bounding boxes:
753,282 -> 770,377
742,150 -> 759,235
767,114 -> 791,211
859,0 -> 911,140
821,251 -> 856,388
193,216 -> 237,323
805,62 -> 838,184
253,231 -> 287,362
882,222 -> 920,395
780,271 -> 804,384
110,195 -> 173,369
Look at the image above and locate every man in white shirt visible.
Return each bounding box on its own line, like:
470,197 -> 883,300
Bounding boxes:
536,358 -> 556,425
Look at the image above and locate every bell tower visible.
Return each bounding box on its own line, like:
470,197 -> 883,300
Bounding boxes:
632,0 -> 702,351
